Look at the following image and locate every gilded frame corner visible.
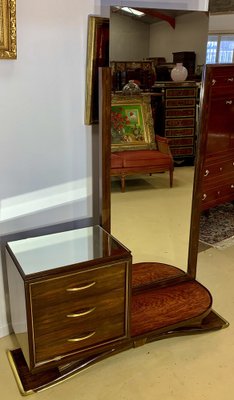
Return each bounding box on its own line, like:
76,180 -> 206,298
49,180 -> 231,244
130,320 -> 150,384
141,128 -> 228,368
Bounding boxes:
85,15 -> 109,125
0,0 -> 17,59
111,94 -> 156,152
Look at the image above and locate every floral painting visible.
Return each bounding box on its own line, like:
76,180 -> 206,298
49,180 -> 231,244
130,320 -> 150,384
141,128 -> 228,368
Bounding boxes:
111,95 -> 156,151
111,105 -> 144,144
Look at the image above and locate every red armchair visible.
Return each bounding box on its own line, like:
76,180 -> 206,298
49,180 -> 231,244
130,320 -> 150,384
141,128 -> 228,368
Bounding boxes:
111,135 -> 174,192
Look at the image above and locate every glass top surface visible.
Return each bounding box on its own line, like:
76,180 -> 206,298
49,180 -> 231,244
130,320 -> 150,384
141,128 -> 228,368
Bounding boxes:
7,226 -> 128,275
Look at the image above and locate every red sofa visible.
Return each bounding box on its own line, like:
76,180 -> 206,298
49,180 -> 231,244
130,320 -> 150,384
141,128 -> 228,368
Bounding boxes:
111,135 -> 174,192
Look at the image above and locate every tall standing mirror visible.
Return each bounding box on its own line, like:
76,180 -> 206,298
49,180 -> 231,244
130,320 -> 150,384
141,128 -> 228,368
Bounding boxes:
108,6 -> 209,274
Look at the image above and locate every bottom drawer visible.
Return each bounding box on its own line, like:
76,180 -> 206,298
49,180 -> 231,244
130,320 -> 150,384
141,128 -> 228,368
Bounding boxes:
201,182 -> 234,209
171,146 -> 194,157
34,308 -> 126,364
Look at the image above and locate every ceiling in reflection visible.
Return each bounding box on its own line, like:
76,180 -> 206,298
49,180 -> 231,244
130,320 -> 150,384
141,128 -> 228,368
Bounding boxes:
209,0 -> 234,12
111,6 -> 191,26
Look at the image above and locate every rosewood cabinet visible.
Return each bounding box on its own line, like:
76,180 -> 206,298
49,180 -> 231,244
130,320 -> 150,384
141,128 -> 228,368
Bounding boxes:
200,64 -> 234,210
6,226 -> 131,374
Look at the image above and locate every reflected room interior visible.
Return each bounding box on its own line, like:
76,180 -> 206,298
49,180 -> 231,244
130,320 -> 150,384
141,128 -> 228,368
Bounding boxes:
109,6 -> 209,271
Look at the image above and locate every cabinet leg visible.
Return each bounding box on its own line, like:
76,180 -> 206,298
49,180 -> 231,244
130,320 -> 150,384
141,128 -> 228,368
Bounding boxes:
170,168 -> 173,187
121,174 -> 126,192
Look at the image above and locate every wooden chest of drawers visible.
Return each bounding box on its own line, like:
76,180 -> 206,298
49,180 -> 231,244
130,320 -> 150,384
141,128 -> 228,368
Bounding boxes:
200,64 -> 234,210
6,226 -> 132,372
153,82 -> 197,163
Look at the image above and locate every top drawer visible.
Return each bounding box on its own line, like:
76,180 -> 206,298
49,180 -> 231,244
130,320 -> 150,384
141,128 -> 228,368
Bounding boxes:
30,262 -> 128,307
208,65 -> 234,92
165,87 -> 196,98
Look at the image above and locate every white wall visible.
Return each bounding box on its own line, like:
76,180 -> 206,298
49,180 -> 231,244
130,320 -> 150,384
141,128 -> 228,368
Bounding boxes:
0,0 -> 100,337
110,13 -> 150,61
209,13 -> 234,33
149,12 -> 209,65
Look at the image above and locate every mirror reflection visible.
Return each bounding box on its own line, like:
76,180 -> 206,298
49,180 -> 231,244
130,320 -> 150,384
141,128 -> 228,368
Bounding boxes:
109,7 -> 209,270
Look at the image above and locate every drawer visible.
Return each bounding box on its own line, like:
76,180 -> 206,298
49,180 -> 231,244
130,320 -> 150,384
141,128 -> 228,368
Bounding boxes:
202,174 -> 234,203
165,98 -> 196,108
165,108 -> 195,118
201,181 -> 234,206
32,283 -> 125,333
165,127 -> 194,137
170,146 -> 194,157
30,262 -> 127,307
168,137 -> 194,147
165,118 -> 195,128
30,262 -> 129,363
210,72 -> 234,88
165,88 -> 196,98
34,291 -> 128,363
203,159 -> 234,180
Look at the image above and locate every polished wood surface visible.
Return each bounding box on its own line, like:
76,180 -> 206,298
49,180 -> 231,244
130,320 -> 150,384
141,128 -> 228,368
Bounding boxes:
7,261 -> 228,394
131,280 -> 212,337
6,227 -> 132,373
99,67 -> 112,232
31,263 -> 127,364
199,65 -> 234,210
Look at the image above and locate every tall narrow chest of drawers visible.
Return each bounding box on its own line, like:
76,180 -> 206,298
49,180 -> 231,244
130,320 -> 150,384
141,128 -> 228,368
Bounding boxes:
6,226 -> 132,374
200,64 -> 234,210
153,82 -> 197,164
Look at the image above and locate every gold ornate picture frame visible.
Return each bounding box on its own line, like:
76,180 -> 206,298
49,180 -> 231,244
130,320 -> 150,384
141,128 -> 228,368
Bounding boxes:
0,0 -> 17,59
85,16 -> 109,125
111,94 -> 156,152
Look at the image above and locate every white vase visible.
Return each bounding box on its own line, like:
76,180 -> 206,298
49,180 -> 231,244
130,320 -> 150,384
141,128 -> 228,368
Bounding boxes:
171,63 -> 188,82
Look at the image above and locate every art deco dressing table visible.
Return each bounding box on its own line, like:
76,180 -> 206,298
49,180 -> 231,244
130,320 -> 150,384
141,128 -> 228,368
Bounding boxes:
6,224 -> 228,394
5,64 -> 231,395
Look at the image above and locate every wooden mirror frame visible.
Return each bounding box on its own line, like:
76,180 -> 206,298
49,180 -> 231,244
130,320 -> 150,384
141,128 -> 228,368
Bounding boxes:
99,66 -> 202,278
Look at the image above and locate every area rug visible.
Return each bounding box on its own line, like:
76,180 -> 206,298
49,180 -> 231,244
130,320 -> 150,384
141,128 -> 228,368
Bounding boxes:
199,202 -> 234,249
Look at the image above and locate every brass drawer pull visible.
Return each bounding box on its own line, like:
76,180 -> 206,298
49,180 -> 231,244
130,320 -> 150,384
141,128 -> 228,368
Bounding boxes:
66,282 -> 96,292
67,331 -> 96,342
219,167 -> 223,172
228,77 -> 234,82
66,307 -> 96,318
212,79 -> 216,86
231,185 -> 234,189
204,169 -> 209,177
226,100 -> 232,105
202,194 -> 207,201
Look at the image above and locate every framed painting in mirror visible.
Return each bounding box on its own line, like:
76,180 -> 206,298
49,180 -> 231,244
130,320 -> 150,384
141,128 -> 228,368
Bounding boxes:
0,0 -> 17,59
111,94 -> 156,151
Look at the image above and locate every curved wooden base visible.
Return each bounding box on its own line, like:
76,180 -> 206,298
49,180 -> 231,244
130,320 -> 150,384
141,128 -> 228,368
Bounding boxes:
7,263 -> 229,395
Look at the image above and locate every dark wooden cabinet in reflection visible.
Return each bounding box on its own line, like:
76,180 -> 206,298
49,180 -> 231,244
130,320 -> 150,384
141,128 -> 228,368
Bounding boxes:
173,51 -> 196,79
200,64 -> 234,210
152,81 -> 197,163
110,60 -> 156,92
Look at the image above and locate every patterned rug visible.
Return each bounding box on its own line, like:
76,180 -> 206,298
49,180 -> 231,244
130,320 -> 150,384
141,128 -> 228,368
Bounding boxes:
199,202 -> 234,249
